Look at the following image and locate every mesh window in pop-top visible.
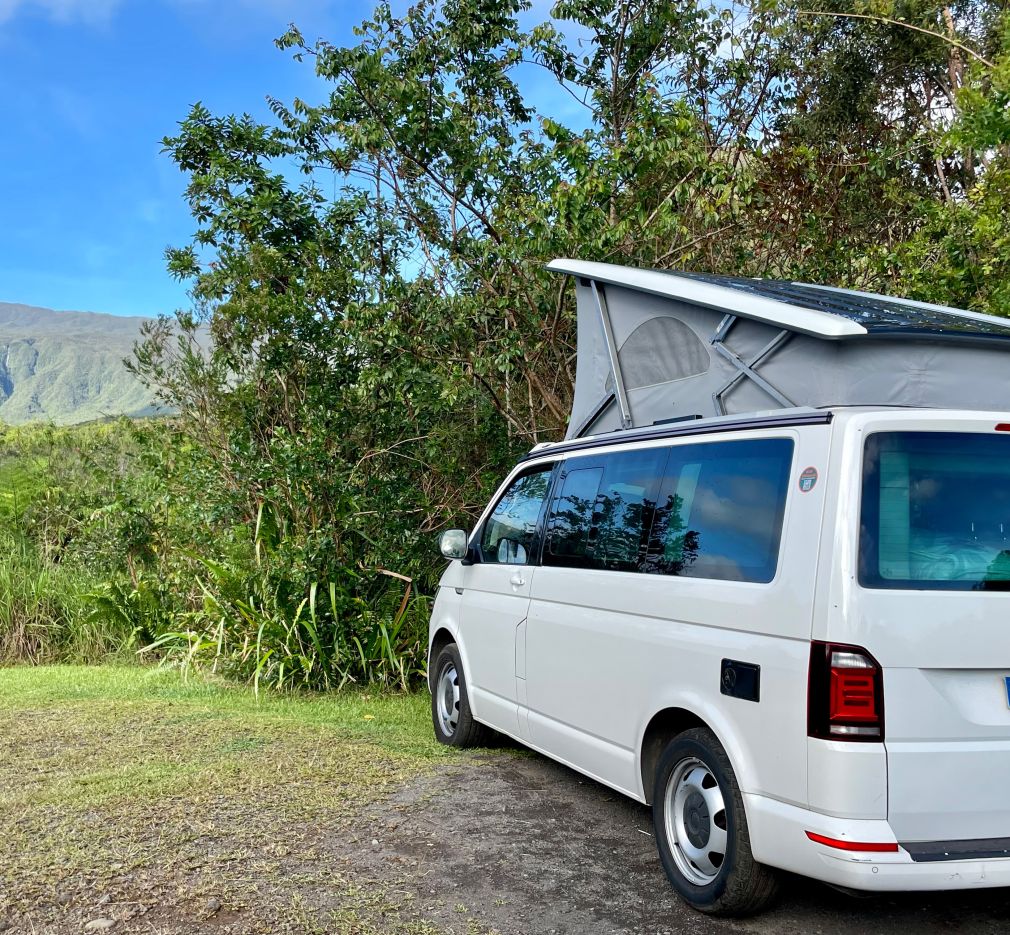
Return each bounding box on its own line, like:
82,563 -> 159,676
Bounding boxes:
612,317 -> 711,391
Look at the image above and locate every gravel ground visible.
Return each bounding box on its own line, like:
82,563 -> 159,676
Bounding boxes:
4,668 -> 1008,934
338,745 -> 1010,935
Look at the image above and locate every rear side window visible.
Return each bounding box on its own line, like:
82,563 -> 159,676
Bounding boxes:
860,431 -> 1010,590
646,438 -> 793,583
545,448 -> 668,571
543,438 -> 792,580
480,467 -> 554,565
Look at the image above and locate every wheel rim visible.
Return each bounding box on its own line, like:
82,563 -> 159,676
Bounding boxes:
435,660 -> 460,737
663,755 -> 729,885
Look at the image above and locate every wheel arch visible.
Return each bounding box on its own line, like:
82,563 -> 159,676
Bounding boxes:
639,702 -> 750,805
428,627 -> 456,693
640,707 -> 707,804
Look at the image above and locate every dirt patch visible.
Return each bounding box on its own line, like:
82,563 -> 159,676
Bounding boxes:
330,746 -> 1010,935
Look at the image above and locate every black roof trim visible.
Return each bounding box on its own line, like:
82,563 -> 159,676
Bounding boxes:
520,410 -> 833,462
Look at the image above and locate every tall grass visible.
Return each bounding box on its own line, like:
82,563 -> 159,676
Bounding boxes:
0,420 -> 154,665
0,534 -> 133,664
143,558 -> 429,693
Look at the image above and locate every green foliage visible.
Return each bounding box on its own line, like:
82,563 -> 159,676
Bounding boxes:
6,1 -> 1009,691
880,9 -> 1010,311
119,0 -> 1010,692
146,545 -> 427,693
0,414 -> 431,687
0,420 -> 165,664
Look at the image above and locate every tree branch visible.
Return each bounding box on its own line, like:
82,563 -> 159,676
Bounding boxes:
796,10 -> 995,70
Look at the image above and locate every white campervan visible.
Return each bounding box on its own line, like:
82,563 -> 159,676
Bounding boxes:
427,261 -> 1010,915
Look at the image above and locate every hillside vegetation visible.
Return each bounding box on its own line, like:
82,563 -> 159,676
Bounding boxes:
0,302 -> 155,424
1,0 -> 1007,688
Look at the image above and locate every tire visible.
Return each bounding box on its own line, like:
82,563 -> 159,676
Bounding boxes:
652,727 -> 780,916
430,643 -> 490,748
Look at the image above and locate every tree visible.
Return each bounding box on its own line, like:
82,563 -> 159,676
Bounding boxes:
130,0 -> 1010,689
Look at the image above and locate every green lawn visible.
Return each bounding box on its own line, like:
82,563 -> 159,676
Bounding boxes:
0,665 -> 472,934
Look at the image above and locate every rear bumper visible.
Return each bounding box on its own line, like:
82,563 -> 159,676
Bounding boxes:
745,793 -> 1010,892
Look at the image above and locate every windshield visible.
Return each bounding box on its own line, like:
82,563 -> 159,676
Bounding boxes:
860,431 -> 1010,591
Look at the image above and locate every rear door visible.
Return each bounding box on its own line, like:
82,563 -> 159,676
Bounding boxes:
848,420 -> 1010,844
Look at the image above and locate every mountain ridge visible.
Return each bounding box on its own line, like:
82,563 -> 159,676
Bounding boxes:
0,301 -> 160,425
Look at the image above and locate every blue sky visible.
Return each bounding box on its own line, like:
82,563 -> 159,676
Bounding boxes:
0,0 -> 397,317
0,0 -> 583,319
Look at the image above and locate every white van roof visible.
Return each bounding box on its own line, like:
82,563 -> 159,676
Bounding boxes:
547,259 -> 1010,439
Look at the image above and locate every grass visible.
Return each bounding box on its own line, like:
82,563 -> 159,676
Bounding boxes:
0,665 -> 485,934
0,537 -> 110,664
0,426 -> 127,666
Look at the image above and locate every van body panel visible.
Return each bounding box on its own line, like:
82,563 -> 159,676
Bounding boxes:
806,740 -> 887,819
821,412 -> 1010,845
458,563 -> 534,735
840,591 -> 1010,669
525,571 -> 814,803
525,705 -> 639,794
428,586 -> 463,688
515,620 -> 530,738
522,425 -> 829,807
885,737 -> 1010,840
429,585 -> 462,643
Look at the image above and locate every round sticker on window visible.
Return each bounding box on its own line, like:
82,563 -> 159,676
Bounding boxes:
798,466 -> 818,493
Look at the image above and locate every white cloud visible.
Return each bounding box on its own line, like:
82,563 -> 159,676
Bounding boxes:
0,0 -> 123,25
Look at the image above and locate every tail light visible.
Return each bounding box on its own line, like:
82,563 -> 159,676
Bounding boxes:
808,641 -> 884,741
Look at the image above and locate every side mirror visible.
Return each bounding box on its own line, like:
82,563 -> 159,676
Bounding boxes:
439,529 -> 470,561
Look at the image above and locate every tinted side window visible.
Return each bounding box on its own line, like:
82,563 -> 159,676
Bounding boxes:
480,468 -> 553,565
590,449 -> 668,571
545,466 -> 604,566
545,448 -> 668,571
646,438 -> 793,583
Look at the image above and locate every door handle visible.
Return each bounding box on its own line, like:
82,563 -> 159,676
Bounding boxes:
509,572 -> 526,588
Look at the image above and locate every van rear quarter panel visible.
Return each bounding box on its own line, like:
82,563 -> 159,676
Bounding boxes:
817,410 -> 1010,839
524,426 -> 830,807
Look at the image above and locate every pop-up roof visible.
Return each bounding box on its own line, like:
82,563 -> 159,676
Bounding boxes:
547,259 -> 1010,439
